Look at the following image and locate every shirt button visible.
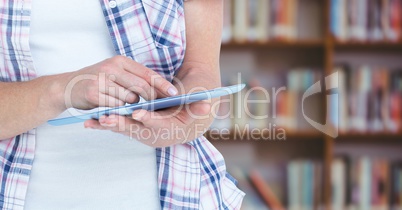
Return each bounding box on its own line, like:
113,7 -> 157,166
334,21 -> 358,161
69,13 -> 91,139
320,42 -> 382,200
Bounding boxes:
109,1 -> 117,8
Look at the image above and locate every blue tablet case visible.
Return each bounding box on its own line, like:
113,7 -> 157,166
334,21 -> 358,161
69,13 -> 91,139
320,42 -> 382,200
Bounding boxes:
48,84 -> 245,126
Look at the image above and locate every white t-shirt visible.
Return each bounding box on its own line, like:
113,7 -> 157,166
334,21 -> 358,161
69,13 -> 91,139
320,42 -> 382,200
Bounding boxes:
24,0 -> 160,209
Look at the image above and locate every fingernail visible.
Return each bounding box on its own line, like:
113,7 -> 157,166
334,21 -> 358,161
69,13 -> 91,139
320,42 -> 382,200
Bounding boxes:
104,123 -> 117,127
168,87 -> 178,96
133,115 -> 141,121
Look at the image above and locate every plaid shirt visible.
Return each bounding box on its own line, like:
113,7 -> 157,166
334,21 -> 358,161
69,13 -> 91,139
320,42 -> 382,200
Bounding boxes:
0,0 -> 244,209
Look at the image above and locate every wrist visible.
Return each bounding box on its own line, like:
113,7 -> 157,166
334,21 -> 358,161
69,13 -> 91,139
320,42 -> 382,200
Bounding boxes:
43,73 -> 70,112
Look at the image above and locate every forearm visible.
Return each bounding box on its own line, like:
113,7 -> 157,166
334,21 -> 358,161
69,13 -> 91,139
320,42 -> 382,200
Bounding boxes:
171,0 -> 223,142
0,74 -> 66,139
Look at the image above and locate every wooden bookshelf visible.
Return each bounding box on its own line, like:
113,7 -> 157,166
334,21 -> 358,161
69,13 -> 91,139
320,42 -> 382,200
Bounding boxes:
333,40 -> 402,50
221,40 -> 325,50
336,132 -> 402,142
216,0 -> 402,209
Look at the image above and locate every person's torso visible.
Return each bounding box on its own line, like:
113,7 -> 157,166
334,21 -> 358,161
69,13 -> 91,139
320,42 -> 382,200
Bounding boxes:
0,1 -> 245,209
0,0 -> 189,208
24,0 -> 160,209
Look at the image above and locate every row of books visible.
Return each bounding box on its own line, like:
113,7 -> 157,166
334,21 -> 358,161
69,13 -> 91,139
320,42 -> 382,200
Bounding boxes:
331,66 -> 402,133
229,157 -> 402,210
230,160 -> 323,210
331,0 -> 402,42
223,0 -> 301,43
332,157 -> 402,209
211,69 -> 322,132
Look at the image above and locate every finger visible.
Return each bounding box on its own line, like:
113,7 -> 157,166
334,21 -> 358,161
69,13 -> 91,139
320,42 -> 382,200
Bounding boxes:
97,93 -> 125,107
84,115 -> 124,130
85,115 -> 121,128
170,101 -> 211,125
100,81 -> 139,104
131,109 -> 172,128
84,115 -> 149,138
188,100 -> 212,116
132,106 -> 195,129
84,119 -> 107,130
121,58 -> 178,97
111,72 -> 156,101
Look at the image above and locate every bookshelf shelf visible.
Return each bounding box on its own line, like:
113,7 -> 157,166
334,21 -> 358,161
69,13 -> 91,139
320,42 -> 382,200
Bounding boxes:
221,40 -> 325,50
336,132 -> 402,142
333,40 -> 402,50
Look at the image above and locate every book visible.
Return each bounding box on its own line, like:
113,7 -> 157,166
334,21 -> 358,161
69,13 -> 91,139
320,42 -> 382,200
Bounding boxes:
347,0 -> 364,41
301,161 -> 314,210
249,169 -> 285,210
287,161 -> 302,210
287,0 -> 298,40
382,0 -> 392,41
231,77 -> 248,129
247,0 -> 259,41
271,0 -> 298,41
287,160 -> 318,210
333,65 -> 402,133
233,0 -> 248,42
255,0 -> 270,42
331,0 -> 349,41
369,159 -> 390,210
386,0 -> 402,41
340,157 -> 394,209
313,162 -> 323,210
222,0 -> 232,43
368,0 -> 385,41
391,163 -> 402,209
331,0 -> 402,42
332,158 -> 347,210
246,78 -> 269,129
390,70 -> 402,132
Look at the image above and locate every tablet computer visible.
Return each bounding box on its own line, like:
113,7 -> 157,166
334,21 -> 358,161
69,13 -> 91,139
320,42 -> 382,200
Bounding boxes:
48,83 -> 246,126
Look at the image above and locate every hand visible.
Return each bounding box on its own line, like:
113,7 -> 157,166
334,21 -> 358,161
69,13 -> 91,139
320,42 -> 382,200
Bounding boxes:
60,56 -> 178,110
83,100 -> 211,147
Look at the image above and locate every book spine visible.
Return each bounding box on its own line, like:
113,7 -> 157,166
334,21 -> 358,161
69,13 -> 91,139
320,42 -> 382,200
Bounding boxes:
271,0 -> 288,40
356,0 -> 368,41
331,0 -> 340,39
332,159 -> 346,210
379,160 -> 390,210
288,0 -> 298,40
389,0 -> 402,41
359,157 -> 372,210
233,0 -> 248,42
249,169 -> 285,210
348,0 -> 359,40
232,77 -> 248,129
247,0 -> 259,41
370,0 -> 385,41
221,0 -> 232,43
382,0 -> 392,40
288,161 -> 301,210
256,0 -> 269,42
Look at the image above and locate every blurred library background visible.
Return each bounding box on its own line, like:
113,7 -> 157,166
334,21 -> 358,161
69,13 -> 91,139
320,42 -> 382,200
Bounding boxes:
208,0 -> 402,209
